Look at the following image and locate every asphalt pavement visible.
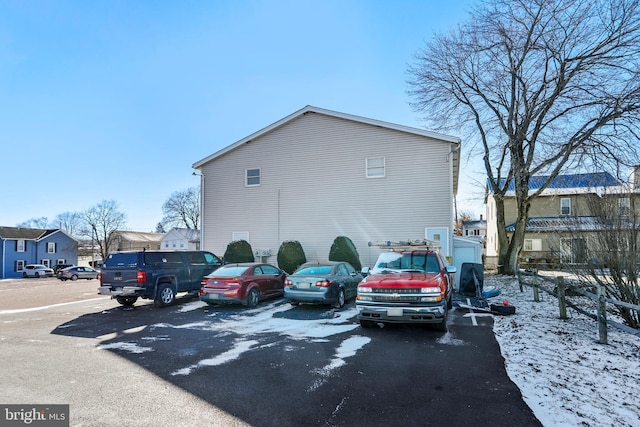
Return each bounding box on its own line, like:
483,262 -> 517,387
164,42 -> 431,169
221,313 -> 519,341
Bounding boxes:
0,278 -> 542,426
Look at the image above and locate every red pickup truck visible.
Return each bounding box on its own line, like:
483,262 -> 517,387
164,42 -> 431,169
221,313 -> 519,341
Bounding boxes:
356,246 -> 456,331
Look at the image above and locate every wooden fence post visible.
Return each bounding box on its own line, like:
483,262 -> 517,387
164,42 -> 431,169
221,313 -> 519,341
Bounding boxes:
516,267 -> 524,292
533,271 -> 540,302
597,284 -> 608,345
557,276 -> 567,319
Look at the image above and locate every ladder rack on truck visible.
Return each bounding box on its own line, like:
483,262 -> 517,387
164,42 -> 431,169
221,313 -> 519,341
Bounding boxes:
367,239 -> 441,251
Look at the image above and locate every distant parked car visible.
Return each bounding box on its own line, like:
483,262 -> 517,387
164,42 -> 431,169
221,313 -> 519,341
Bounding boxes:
199,263 -> 286,308
52,264 -> 73,273
57,266 -> 99,281
284,261 -> 363,308
22,264 -> 55,278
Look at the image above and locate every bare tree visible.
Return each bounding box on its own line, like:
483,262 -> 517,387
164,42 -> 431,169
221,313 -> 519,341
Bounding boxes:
408,0 -> 640,274
161,187 -> 200,230
80,200 -> 126,262
455,210 -> 474,236
586,190 -> 639,328
17,217 -> 49,229
51,211 -> 83,237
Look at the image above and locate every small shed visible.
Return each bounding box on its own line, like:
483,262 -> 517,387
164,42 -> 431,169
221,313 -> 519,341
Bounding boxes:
452,237 -> 483,291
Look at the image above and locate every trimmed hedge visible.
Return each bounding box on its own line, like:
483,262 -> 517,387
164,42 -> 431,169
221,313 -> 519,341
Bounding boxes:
277,240 -> 307,274
223,240 -> 254,263
329,236 -> 362,271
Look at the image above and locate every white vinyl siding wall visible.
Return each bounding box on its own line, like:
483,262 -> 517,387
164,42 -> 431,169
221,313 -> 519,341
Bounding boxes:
201,112 -> 455,267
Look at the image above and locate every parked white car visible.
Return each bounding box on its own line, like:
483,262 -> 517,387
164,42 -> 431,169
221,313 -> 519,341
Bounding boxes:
22,264 -> 55,278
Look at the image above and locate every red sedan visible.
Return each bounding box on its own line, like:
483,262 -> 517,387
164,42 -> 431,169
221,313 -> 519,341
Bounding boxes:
199,263 -> 286,308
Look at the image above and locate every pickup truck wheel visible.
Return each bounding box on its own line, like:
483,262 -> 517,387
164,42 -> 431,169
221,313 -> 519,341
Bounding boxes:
359,319 -> 375,328
116,296 -> 138,306
433,310 -> 448,332
245,288 -> 260,308
155,284 -> 176,307
332,288 -> 345,309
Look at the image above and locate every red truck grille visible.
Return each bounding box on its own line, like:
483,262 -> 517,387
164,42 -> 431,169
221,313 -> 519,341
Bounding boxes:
373,288 -> 423,294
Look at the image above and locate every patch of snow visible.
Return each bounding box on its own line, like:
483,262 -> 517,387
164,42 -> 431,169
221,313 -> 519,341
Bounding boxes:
98,342 -> 153,354
171,339 -> 259,376
153,302 -> 359,340
436,330 -> 466,346
306,335 -> 370,392
177,300 -> 208,313
489,275 -> 640,427
167,302 -> 365,379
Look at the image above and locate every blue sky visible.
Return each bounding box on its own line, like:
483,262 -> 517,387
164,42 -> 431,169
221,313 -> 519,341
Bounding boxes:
0,0 -> 483,231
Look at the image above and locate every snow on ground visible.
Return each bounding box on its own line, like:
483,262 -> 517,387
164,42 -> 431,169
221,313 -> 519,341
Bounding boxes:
487,274 -> 640,427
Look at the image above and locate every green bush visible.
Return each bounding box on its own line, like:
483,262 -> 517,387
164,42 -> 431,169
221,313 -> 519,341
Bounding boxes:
223,240 -> 254,263
329,236 -> 362,271
277,240 -> 307,274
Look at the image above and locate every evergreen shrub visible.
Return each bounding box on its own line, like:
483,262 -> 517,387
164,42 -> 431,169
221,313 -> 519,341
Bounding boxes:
223,240 -> 255,263
277,240 -> 307,274
328,236 -> 362,271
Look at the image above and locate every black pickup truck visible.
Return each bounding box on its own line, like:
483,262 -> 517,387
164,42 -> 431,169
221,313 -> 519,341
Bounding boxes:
98,250 -> 223,307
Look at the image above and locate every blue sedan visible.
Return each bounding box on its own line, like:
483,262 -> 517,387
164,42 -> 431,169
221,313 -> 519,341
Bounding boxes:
284,261 -> 363,308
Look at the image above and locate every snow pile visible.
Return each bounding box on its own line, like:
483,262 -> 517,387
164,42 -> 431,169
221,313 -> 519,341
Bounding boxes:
489,275 -> 640,427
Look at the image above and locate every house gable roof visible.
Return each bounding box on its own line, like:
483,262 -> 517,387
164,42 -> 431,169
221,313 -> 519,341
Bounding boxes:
491,172 -> 623,196
112,230 -> 165,243
462,219 -> 486,230
163,227 -> 200,242
0,226 -> 50,240
192,105 -> 461,193
504,215 -> 637,232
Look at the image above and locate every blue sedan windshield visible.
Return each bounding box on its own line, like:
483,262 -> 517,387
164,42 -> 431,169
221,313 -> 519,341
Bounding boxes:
294,265 -> 332,275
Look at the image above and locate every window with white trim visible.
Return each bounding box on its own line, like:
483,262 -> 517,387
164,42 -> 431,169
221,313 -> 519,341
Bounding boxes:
560,198 -> 571,215
246,168 -> 261,186
366,157 -> 385,178
41,259 -> 51,267
47,242 -> 56,253
15,260 -> 25,272
524,239 -> 542,251
619,197 -> 630,216
16,240 -> 25,252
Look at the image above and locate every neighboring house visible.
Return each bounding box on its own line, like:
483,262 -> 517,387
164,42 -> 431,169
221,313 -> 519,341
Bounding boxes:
485,171 -> 637,269
192,105 -> 461,268
109,230 -> 164,252
77,239 -> 103,268
461,215 -> 487,243
0,226 -> 78,279
161,228 -> 200,251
